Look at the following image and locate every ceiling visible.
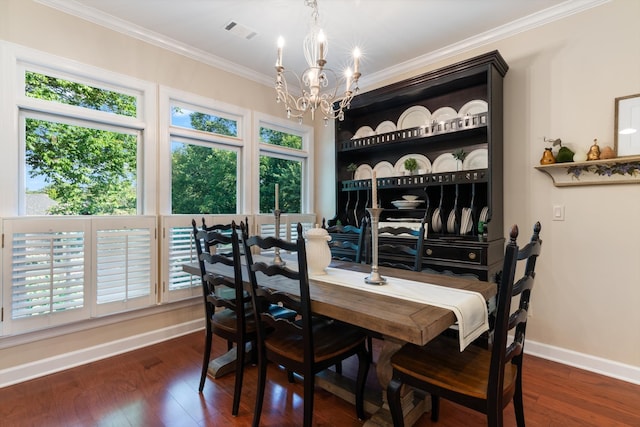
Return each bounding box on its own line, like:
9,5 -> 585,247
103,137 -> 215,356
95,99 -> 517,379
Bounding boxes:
38,0 -> 606,90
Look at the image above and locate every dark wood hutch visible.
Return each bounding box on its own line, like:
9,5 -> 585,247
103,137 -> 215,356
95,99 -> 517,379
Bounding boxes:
329,51 -> 508,281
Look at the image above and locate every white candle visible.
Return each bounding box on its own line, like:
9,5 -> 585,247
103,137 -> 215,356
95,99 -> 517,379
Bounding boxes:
345,68 -> 353,92
371,171 -> 377,208
353,47 -> 361,75
318,30 -> 326,63
275,183 -> 279,210
276,37 -> 284,68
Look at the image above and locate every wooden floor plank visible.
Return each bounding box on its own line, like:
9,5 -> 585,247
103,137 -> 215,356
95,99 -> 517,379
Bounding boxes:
0,331 -> 638,426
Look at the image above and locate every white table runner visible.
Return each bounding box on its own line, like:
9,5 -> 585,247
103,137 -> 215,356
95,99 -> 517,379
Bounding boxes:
310,267 -> 489,351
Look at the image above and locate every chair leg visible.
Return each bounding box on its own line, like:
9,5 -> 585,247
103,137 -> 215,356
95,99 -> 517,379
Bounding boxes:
387,377 -> 405,427
430,395 -> 440,421
287,370 -> 295,383
232,341 -> 245,416
514,368 -> 525,427
252,352 -> 267,427
355,345 -> 370,420
367,336 -> 374,363
335,361 -> 343,375
199,328 -> 213,392
303,372 -> 315,427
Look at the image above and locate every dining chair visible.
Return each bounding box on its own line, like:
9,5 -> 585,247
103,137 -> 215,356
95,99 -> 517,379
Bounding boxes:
377,216 -> 427,271
191,219 -> 293,416
326,218 -> 369,263
387,221 -> 542,427
242,222 -> 371,427
192,219 -> 248,414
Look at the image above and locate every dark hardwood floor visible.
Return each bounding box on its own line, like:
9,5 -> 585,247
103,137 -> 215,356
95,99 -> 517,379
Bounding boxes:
1,331 -> 639,426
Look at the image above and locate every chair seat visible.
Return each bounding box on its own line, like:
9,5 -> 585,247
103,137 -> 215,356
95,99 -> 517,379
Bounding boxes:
391,335 -> 518,400
213,304 -> 295,335
212,308 -> 256,334
266,320 -> 367,364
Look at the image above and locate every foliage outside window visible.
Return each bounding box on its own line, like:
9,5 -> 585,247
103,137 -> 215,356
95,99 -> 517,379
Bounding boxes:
25,71 -> 137,117
171,142 -> 238,214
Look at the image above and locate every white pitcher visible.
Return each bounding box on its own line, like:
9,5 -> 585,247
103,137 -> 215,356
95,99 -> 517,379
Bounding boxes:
304,224 -> 332,275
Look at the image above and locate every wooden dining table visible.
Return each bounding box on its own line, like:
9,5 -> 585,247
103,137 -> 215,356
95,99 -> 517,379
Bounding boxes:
183,257 -> 496,426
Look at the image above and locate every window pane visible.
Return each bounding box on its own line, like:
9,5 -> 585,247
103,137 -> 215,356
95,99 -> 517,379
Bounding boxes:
260,156 -> 301,213
25,118 -> 138,215
171,106 -> 238,137
25,71 -> 137,117
171,142 -> 238,214
260,127 -> 302,149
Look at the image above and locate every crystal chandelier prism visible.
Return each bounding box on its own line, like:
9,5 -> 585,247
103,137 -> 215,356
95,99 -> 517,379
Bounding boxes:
275,0 -> 361,123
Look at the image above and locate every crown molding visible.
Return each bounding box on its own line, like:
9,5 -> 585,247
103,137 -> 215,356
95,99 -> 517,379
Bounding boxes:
34,0 -> 274,87
36,0 -> 609,92
364,0 -> 610,88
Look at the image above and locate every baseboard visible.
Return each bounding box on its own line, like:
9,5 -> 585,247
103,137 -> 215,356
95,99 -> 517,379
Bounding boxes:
525,338 -> 640,385
0,319 -> 203,388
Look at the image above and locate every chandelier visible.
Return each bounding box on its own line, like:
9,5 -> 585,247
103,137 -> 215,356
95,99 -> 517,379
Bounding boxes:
275,0 -> 361,123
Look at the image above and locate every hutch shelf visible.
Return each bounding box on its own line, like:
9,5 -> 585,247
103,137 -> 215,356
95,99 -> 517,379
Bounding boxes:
330,51 -> 509,280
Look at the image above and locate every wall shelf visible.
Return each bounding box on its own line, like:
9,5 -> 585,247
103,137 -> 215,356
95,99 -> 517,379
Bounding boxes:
534,155 -> 640,187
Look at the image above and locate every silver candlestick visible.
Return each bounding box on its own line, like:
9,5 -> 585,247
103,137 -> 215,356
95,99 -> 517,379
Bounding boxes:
365,207 -> 387,285
273,209 -> 286,266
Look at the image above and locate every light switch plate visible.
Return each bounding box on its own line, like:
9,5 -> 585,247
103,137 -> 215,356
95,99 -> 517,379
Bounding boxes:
553,205 -> 565,221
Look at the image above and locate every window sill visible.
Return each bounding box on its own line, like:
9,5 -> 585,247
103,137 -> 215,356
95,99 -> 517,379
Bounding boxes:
534,155 -> 640,187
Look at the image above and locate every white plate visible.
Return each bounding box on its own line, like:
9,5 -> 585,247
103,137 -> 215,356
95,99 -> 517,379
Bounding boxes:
479,206 -> 489,223
431,106 -> 458,124
462,148 -> 488,170
394,154 -> 432,175
460,207 -> 473,235
397,105 -> 431,130
447,210 -> 456,233
431,208 -> 442,232
352,126 -> 375,139
391,200 -> 424,209
375,120 -> 397,134
354,164 -> 372,180
458,100 -> 488,117
373,161 -> 395,178
431,153 -> 459,173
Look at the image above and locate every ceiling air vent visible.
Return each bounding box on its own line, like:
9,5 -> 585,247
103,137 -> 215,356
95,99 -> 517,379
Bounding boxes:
224,21 -> 257,40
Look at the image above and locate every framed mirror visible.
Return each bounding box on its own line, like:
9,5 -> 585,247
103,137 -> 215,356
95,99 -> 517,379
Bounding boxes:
615,93 -> 640,157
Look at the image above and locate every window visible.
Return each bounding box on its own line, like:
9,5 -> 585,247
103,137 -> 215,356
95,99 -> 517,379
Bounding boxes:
168,101 -> 243,215
19,66 -> 147,217
0,45 -> 158,336
257,116 -> 313,215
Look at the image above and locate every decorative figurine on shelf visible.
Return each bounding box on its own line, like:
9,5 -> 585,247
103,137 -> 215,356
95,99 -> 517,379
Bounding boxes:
540,147 -> 556,164
600,145 -> 616,159
587,138 -> 601,161
540,137 -> 561,165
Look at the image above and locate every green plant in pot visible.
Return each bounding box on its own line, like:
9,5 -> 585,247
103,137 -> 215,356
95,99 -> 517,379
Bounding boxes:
404,157 -> 418,175
347,163 -> 358,179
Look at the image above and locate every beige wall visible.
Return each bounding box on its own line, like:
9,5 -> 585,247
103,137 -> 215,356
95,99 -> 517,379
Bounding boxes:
1,0 -> 639,380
